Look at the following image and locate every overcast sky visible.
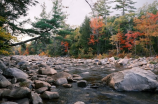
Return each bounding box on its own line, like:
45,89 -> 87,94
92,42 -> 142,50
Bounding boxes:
24,0 -> 156,27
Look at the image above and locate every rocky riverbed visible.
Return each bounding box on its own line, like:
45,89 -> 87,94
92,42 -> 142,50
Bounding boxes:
0,55 -> 158,104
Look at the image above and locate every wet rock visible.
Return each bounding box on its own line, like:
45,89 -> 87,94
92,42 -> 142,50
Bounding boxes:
16,98 -> 29,104
34,80 -> 51,89
30,91 -> 43,104
2,87 -> 31,99
62,84 -> 72,88
73,76 -> 83,80
3,68 -> 28,79
82,72 -> 89,75
74,101 -> 85,104
38,67 -> 57,75
102,67 -> 158,91
77,80 -> 87,87
0,74 -> 11,88
52,72 -> 72,81
50,86 -> 57,92
1,102 -> 18,104
40,91 -> 59,99
36,87 -> 48,94
100,92 -> 126,98
55,78 -> 68,85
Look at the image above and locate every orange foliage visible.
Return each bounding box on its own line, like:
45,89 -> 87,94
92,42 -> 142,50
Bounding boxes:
134,12 -> 158,43
124,31 -> 141,50
90,16 -> 105,36
39,51 -> 47,56
88,35 -> 97,45
61,41 -> 69,52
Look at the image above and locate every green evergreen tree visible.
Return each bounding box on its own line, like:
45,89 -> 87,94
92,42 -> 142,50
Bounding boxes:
113,0 -> 136,16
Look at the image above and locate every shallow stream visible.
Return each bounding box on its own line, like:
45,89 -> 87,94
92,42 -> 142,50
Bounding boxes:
44,64 -> 158,104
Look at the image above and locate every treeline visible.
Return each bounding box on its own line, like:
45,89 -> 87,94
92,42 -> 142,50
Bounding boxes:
1,0 -> 158,58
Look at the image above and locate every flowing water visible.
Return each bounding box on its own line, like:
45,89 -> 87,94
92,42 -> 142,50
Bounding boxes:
44,64 -> 158,104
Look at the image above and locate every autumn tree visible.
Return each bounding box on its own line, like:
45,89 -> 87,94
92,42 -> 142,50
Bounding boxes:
134,12 -> 158,56
113,0 -> 136,16
90,16 -> 105,54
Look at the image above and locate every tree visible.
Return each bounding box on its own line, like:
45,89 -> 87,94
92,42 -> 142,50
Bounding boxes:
137,0 -> 158,17
93,0 -> 112,22
134,12 -> 158,56
0,0 -> 39,47
79,16 -> 92,55
113,0 -> 136,16
90,16 -> 105,54
0,0 -> 38,27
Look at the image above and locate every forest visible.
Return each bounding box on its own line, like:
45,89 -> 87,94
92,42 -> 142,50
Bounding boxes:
1,0 -> 158,58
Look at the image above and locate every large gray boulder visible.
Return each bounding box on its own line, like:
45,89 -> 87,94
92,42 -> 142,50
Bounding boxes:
102,67 -> 158,91
2,87 -> 31,99
0,74 -> 11,87
3,68 -> 28,79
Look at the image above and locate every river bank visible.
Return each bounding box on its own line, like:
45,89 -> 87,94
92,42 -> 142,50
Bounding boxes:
0,55 -> 158,104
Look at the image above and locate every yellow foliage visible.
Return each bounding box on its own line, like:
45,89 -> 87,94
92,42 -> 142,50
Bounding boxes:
0,50 -> 10,55
39,51 -> 47,56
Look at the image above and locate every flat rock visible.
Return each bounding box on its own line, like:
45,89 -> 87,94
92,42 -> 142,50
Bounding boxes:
38,67 -> 57,75
40,91 -> 59,99
34,80 -> 51,89
3,68 -> 28,79
36,87 -> 48,94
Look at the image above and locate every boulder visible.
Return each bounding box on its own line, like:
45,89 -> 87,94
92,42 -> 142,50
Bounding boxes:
102,67 -> 158,91
2,68 -> 28,79
30,91 -> 43,104
38,67 -> 57,75
34,80 -> 51,89
0,60 -> 7,70
0,74 -> 11,88
2,87 -> 31,99
77,80 -> 87,87
118,58 -> 129,66
55,78 -> 68,85
40,91 -> 59,99
52,72 -> 72,81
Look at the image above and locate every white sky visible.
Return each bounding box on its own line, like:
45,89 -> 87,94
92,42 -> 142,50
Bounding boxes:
24,0 -> 156,26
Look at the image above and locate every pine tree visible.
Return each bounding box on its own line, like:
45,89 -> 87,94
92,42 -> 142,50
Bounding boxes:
113,0 -> 136,16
